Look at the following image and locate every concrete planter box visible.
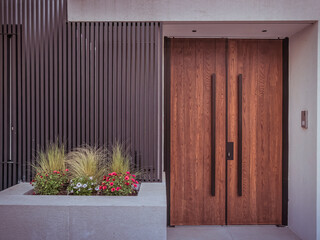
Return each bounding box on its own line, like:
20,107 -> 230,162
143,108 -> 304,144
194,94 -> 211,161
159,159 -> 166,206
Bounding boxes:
0,182 -> 166,240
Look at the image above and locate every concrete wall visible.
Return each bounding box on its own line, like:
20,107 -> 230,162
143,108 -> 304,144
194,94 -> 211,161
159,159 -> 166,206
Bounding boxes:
289,23 -> 318,240
68,0 -> 320,22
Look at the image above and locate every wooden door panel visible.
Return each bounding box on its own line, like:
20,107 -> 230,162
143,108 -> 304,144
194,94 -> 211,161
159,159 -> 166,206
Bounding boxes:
227,40 -> 282,224
170,38 -> 282,226
202,39 -> 226,225
170,39 -> 226,225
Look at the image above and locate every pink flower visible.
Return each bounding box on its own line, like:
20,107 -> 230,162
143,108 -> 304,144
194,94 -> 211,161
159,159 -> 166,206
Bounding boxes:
108,173 -> 112,176
111,188 -> 115,192
134,184 -> 137,188
132,174 -> 136,178
125,182 -> 130,186
135,181 -> 139,184
112,172 -> 117,176
40,176 -> 43,178
125,176 -> 129,180
131,178 -> 135,182
126,171 -> 130,175
99,186 -> 102,190
116,187 -> 120,191
102,186 -> 107,190
102,182 -> 106,186
57,171 -> 60,174
110,182 -> 114,186
53,171 -> 57,173
65,169 -> 69,172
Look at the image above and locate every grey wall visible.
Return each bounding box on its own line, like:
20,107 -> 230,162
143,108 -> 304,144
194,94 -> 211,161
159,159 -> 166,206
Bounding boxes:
68,0 -> 320,22
289,23 -> 318,240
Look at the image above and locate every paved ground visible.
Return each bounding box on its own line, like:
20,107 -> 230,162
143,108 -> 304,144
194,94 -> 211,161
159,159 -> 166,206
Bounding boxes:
167,225 -> 301,240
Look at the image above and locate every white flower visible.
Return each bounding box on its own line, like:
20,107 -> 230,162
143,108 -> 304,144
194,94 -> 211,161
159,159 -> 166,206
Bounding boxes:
76,182 -> 82,188
70,190 -> 73,193
91,183 -> 94,185
70,180 -> 73,183
89,177 -> 93,180
83,184 -> 88,188
74,186 -> 78,189
95,186 -> 100,191
88,188 -> 92,191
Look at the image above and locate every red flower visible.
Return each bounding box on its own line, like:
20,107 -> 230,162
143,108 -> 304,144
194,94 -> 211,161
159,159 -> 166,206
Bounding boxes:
102,186 -> 107,190
134,184 -> 137,188
32,192 -> 36,195
116,187 -> 120,191
111,188 -> 115,192
132,174 -> 136,178
102,182 -> 106,186
131,178 -> 135,182
57,171 -> 60,174
125,182 -> 130,186
108,173 -> 112,176
113,172 -> 117,176
53,171 -> 57,173
99,186 -> 102,190
112,179 -> 115,181
125,176 -> 129,180
40,176 -> 43,178
46,174 -> 48,177
110,182 -> 114,186
65,169 -> 69,172
126,171 -> 130,175
30,181 -> 32,184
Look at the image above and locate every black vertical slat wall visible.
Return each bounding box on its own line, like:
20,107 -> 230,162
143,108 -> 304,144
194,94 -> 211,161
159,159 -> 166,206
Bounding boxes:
0,0 -> 163,191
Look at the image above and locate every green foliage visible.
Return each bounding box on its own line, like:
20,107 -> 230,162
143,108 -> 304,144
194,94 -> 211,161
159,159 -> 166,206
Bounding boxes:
107,143 -> 131,174
66,145 -> 106,181
32,143 -> 66,174
67,176 -> 98,196
98,172 -> 139,196
31,170 -> 68,195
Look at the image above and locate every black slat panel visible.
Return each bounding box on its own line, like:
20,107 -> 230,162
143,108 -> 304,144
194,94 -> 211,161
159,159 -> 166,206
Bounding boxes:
0,0 -> 163,190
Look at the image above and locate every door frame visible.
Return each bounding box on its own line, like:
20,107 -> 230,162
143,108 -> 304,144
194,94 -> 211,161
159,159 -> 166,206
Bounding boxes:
164,37 -> 289,226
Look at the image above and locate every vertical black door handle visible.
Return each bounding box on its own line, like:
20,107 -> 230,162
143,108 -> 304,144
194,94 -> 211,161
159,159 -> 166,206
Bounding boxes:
238,74 -> 243,196
211,74 -> 216,196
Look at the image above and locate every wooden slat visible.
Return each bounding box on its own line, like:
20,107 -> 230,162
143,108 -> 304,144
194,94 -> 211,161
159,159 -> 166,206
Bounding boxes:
99,23 -> 104,146
17,25 -> 22,182
76,22 -> 81,146
11,27 -> 17,186
90,23 -> 95,145
107,23 -> 112,145
0,26 -> 4,189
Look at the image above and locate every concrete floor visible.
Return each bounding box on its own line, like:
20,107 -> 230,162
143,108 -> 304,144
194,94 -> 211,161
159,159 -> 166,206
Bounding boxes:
167,226 -> 301,240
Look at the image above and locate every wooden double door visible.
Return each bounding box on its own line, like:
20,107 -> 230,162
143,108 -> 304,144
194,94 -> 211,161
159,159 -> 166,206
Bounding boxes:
169,39 -> 283,225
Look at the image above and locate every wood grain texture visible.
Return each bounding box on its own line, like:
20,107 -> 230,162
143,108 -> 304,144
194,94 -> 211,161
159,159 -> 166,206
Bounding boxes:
227,39 -> 283,225
170,39 -> 282,225
170,39 -> 226,225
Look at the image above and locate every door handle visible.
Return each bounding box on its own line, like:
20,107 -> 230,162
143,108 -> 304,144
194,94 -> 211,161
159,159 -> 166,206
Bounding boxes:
238,74 -> 243,196
211,74 -> 216,196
